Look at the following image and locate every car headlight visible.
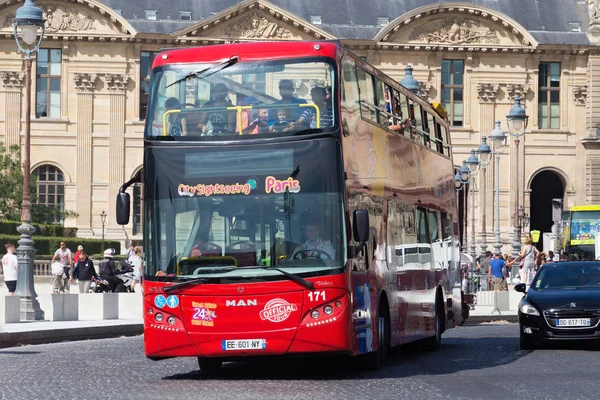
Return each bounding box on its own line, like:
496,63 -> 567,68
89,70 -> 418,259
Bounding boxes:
520,300 -> 540,316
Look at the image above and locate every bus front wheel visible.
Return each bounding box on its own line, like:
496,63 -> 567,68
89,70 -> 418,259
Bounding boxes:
363,303 -> 390,371
198,357 -> 223,373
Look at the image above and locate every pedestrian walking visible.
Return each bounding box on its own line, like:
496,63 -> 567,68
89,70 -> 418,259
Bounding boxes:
480,251 -> 492,291
51,241 -> 72,294
73,244 -> 84,264
488,251 -> 506,291
71,250 -> 97,293
518,237 -> 539,286
130,247 -> 143,293
125,244 -> 136,263
2,243 -> 18,295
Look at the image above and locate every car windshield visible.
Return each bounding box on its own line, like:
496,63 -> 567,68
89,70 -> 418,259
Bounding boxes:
532,264 -> 600,290
145,57 -> 337,139
143,139 -> 346,281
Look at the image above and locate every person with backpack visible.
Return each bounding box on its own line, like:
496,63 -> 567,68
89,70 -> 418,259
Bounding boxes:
99,248 -> 123,292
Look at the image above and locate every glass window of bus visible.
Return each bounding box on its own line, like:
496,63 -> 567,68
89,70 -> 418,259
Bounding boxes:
392,92 -> 411,138
416,207 -> 431,269
145,57 -> 336,139
356,67 -> 377,124
420,105 -> 432,148
408,99 -> 424,145
145,140 -> 345,280
432,120 -> 442,154
441,125 -> 450,156
374,78 -> 388,127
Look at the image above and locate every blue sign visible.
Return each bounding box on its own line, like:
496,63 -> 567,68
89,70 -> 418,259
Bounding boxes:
167,295 -> 179,309
154,295 -> 167,309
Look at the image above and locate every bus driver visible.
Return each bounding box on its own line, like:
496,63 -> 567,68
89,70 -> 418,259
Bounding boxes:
293,215 -> 335,261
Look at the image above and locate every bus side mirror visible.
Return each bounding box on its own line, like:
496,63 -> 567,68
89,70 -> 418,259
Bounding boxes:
353,210 -> 369,245
116,192 -> 130,225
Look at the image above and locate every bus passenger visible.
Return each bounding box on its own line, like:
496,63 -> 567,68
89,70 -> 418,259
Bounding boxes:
388,117 -> 412,133
198,83 -> 236,135
293,215 -> 336,260
165,97 -> 188,136
273,79 -> 307,122
270,108 -> 292,133
290,87 -> 332,129
244,107 -> 270,134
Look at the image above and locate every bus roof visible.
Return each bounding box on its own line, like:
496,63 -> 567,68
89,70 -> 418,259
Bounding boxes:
152,41 -> 339,69
570,205 -> 600,212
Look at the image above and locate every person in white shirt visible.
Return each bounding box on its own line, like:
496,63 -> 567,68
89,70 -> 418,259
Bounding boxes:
2,243 -> 18,295
293,216 -> 335,261
51,242 -> 72,294
130,247 -> 143,293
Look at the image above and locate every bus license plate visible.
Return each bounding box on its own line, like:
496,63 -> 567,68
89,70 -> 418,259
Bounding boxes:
222,339 -> 266,351
556,318 -> 590,327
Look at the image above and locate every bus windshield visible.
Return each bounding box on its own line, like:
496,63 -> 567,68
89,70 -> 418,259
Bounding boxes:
570,210 -> 600,244
144,139 -> 345,281
145,57 -> 337,139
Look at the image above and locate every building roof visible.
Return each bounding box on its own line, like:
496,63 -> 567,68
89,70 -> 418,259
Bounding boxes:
96,0 -> 592,44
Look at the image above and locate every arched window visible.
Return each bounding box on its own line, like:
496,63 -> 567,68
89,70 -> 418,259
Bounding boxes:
33,165 -> 65,223
133,183 -> 143,235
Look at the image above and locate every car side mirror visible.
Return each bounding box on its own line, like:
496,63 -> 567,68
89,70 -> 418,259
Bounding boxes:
514,283 -> 527,293
116,192 -> 130,225
353,210 -> 369,245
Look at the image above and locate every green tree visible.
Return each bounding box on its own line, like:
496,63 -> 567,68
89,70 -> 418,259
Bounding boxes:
0,142 -> 78,224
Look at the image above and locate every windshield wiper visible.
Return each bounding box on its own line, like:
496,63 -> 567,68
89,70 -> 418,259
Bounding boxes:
163,277 -> 212,293
165,56 -> 239,89
233,266 -> 315,290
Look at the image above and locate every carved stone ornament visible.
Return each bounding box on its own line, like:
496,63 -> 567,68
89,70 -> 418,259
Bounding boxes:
0,71 -> 25,89
418,81 -> 434,98
477,83 -> 500,102
2,5 -> 96,33
506,83 -> 531,100
105,74 -> 129,91
589,0 -> 600,23
224,11 -> 293,39
73,73 -> 98,92
410,18 -> 500,44
573,85 -> 588,105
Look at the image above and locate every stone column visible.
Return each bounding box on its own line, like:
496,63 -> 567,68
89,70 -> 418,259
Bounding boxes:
476,83 -> 499,255
0,71 -> 25,149
583,55 -> 600,203
74,73 -> 98,236
105,74 -> 129,237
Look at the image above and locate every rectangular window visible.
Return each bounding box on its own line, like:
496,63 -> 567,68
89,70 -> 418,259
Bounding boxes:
441,59 -> 464,127
310,15 -> 322,25
180,11 -> 192,21
538,62 -> 561,129
36,49 -> 61,118
377,17 -> 390,26
145,10 -> 157,20
357,67 -> 377,123
140,51 -> 161,120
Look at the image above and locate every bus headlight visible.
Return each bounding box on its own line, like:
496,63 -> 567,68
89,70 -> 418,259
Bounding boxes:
155,312 -> 164,322
323,305 -> 333,315
311,310 -> 320,319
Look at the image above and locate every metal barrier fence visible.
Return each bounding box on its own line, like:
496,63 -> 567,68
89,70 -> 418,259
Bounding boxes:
464,272 -> 520,307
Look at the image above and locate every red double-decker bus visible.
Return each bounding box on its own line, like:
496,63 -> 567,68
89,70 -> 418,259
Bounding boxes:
116,41 -> 465,371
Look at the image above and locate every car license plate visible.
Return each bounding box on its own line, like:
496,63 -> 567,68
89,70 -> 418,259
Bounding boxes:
222,339 -> 266,351
556,318 -> 591,327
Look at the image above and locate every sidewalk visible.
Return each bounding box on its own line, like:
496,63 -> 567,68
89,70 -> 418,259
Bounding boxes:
0,319 -> 143,348
467,305 -> 518,324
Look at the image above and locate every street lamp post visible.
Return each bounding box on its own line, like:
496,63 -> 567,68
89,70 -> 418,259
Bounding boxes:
477,136 -> 492,257
506,96 -> 529,258
400,65 -> 420,94
466,150 -> 480,261
12,0 -> 45,321
489,121 -> 507,254
454,172 -> 465,252
458,161 -> 471,253
100,210 -> 107,241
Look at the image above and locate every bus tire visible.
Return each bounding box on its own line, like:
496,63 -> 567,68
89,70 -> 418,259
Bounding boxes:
363,302 -> 390,371
198,357 -> 222,373
423,296 -> 443,351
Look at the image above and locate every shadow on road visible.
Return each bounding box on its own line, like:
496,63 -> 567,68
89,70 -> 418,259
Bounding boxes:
162,325 -> 535,381
0,350 -> 42,355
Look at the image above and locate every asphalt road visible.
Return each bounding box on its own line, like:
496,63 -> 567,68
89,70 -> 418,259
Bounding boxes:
1,323 -> 599,400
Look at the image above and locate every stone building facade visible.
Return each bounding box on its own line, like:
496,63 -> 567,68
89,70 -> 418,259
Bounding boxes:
0,0 -> 599,253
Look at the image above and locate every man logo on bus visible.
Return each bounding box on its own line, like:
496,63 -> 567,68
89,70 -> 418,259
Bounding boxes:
259,298 -> 298,322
